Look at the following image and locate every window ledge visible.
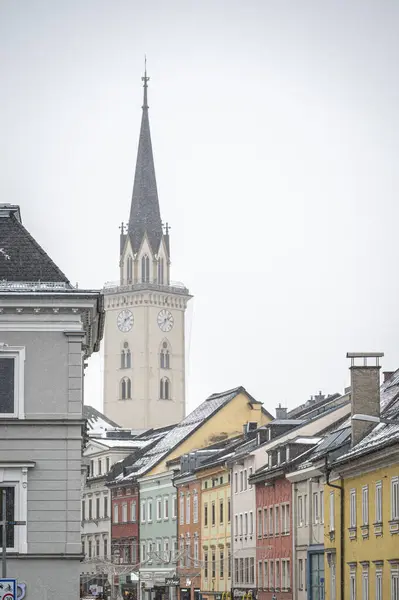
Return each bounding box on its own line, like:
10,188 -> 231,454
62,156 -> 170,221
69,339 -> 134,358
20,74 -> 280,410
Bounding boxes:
348,527 -> 357,540
389,520 -> 399,534
361,524 -> 369,538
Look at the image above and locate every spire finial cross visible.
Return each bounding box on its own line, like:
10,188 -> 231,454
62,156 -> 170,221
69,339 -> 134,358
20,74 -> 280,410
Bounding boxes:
162,222 -> 171,235
142,56 -> 150,108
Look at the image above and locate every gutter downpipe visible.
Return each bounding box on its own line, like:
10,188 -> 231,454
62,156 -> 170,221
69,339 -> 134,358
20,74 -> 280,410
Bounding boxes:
325,457 -> 344,600
172,471 -> 180,600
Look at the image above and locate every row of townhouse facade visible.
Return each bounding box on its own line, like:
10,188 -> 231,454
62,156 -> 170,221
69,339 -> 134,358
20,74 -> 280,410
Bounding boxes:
84,352 -> 399,600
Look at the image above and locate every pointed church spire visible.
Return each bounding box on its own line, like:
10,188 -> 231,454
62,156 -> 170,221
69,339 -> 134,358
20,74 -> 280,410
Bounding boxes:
128,59 -> 163,255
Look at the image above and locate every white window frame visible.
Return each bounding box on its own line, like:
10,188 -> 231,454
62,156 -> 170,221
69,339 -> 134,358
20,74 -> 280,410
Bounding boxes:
249,510 -> 253,535
0,463 -> 33,553
375,568 -> 382,600
193,536 -> 199,567
172,494 -> 177,519
113,503 -> 119,524
193,492 -> 198,523
331,558 -> 336,600
391,477 -> 399,521
122,502 -> 127,523
329,491 -> 335,532
298,558 -> 304,590
141,500 -> 146,523
164,496 -> 169,520
313,492 -> 319,524
130,500 -> 136,522
264,560 -> 268,589
350,489 -> 356,528
362,566 -> 369,600
350,568 -> 356,600
375,481 -> 382,523
147,499 -> 153,522
298,495 -> 303,526
186,495 -> 191,524
0,346 -> 25,419
156,497 -> 162,521
391,566 -> 399,600
320,490 -> 324,523
362,485 -> 369,526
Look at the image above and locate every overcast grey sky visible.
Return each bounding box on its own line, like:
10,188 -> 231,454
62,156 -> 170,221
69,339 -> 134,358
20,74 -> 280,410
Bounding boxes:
2,0 -> 399,415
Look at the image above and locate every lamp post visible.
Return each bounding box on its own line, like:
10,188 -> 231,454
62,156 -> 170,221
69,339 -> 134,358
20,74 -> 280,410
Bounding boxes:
352,414 -> 399,426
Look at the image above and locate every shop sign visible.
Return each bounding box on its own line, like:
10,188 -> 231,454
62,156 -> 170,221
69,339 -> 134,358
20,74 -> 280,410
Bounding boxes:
165,577 -> 180,586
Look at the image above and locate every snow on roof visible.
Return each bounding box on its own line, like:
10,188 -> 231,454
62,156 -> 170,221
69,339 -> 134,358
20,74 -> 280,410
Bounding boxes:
83,405 -> 119,435
116,386 -> 247,481
90,436 -> 151,449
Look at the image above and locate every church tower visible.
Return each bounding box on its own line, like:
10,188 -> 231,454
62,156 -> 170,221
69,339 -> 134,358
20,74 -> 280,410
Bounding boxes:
103,67 -> 191,430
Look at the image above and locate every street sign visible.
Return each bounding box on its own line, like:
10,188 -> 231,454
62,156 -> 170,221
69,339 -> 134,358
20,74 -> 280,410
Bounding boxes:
0,578 -> 16,599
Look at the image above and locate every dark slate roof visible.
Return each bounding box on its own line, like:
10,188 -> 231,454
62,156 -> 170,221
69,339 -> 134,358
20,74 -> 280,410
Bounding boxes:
83,405 -> 120,433
128,74 -> 164,256
0,206 -> 70,283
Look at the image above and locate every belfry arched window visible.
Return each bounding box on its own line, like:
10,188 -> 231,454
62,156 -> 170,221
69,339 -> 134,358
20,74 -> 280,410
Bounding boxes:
160,377 -> 171,400
127,256 -> 133,283
120,377 -> 132,400
121,342 -> 131,369
158,258 -> 164,285
141,254 -> 150,283
160,341 -> 170,369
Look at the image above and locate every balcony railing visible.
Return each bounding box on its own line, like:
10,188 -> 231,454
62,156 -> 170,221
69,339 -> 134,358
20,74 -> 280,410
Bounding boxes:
103,280 -> 189,296
0,280 -> 73,291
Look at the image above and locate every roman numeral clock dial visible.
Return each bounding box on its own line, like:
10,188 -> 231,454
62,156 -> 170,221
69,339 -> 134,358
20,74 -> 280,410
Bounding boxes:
157,309 -> 174,332
117,309 -> 134,332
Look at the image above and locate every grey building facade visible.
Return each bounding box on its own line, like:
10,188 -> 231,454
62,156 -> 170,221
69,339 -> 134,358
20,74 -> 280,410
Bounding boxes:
0,204 -> 104,599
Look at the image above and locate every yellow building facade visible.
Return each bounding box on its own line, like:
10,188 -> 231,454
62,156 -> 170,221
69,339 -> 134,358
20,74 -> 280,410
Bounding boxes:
324,443 -> 399,600
198,464 -> 232,600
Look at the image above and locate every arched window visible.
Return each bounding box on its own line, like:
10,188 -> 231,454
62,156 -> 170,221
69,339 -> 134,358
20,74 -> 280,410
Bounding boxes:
160,341 -> 171,369
121,342 -> 131,369
141,254 -> 150,283
127,256 -> 133,283
121,377 -> 132,400
160,377 -> 171,400
158,258 -> 164,285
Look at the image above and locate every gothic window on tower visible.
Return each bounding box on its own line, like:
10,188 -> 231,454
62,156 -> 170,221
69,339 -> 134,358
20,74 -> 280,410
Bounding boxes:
160,377 -> 171,400
141,254 -> 150,283
158,257 -> 164,285
120,342 -> 131,369
120,377 -> 132,400
127,256 -> 133,283
160,341 -> 170,369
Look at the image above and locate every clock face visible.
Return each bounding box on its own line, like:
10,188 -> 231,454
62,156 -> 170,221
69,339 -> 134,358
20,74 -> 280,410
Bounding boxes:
117,309 -> 134,332
157,309 -> 174,332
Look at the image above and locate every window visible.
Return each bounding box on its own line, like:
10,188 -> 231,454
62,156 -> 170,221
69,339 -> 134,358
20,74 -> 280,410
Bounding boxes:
157,497 -> 162,521
0,487 -> 15,549
164,496 -> 169,520
113,503 -> 118,523
375,568 -> 382,600
204,503 -> 208,527
245,558 -> 249,584
0,346 -> 25,418
391,477 -> 399,520
298,496 -> 304,526
212,550 -> 216,578
234,472 -> 238,494
310,553 -> 325,599
249,467 -> 253,488
304,494 -> 308,525
269,507 -> 274,535
120,377 -> 132,400
121,343 -> 132,369
240,513 -> 243,535
244,469 -> 247,490
249,511 -> 253,535
299,558 -> 304,590
141,254 -> 150,283
257,509 -> 262,537
264,561 -> 269,589
281,503 -> 290,533
96,497 -> 100,519
121,502 -> 127,522
88,498 -> 92,520
95,537 -> 100,557
98,459 -> 102,476
204,552 -> 209,578
350,489 -> 357,528
141,500 -> 146,523
147,499 -> 153,522
186,495 -> 191,524
362,485 -> 369,526
329,492 -> 335,532
240,471 -> 243,492
147,540 -> 153,563
160,341 -> 170,369
263,507 -> 268,536
104,496 -> 108,518
235,559 -> 239,584
282,559 -> 290,590
276,560 -> 280,590
270,560 -> 274,590
320,491 -> 324,523
220,550 -> 224,578
235,514 -> 238,536
375,481 -> 382,523
106,457 -> 110,472
228,498 -> 231,523
313,492 -> 319,523
275,505 -> 279,534
239,558 -> 244,584
220,499 -> 224,524
194,537 -> 199,567
130,500 -> 136,522
186,535 -> 191,568
88,539 -> 92,558
158,257 -> 164,285
244,512 -> 248,535
212,502 -> 216,526
82,500 -> 86,521
331,557 -> 336,600
350,568 -> 356,600
228,547 -> 232,578
160,377 -> 171,400
250,557 -> 255,584
392,567 -> 399,600
103,537 -> 108,559
180,494 -> 184,524
362,566 -> 369,600
172,494 -> 177,519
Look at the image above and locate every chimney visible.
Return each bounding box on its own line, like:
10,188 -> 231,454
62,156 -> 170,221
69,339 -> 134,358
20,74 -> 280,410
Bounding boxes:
383,371 -> 395,383
347,352 -> 383,447
275,404 -> 288,420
